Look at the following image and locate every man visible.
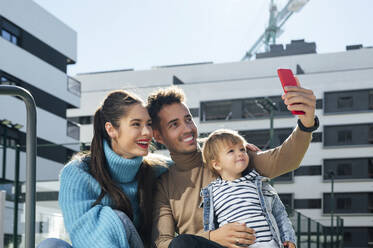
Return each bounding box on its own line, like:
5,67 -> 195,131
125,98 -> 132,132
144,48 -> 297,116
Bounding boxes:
147,82 -> 318,248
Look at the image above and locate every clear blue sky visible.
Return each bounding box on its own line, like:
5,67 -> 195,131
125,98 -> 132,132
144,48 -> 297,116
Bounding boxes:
33,0 -> 373,76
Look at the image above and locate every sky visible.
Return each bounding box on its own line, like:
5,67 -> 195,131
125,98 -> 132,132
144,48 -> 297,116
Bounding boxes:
33,0 -> 373,76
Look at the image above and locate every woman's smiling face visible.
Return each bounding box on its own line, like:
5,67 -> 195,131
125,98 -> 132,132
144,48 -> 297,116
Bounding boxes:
107,103 -> 153,159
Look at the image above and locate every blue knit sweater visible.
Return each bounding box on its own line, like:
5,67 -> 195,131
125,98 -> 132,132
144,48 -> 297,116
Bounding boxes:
59,140 -> 169,248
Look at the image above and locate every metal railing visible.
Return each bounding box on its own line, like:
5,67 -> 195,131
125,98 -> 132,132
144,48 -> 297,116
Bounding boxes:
289,209 -> 344,248
67,76 -> 81,97
0,85 -> 37,248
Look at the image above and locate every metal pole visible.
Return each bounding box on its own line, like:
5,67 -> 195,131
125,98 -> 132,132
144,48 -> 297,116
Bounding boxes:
0,190 -> 5,247
297,212 -> 301,248
13,144 -> 20,248
307,217 -> 311,248
323,226 -> 327,248
317,222 -> 320,248
330,172 -> 335,248
0,85 -> 37,248
340,218 -> 344,248
269,108 -> 274,148
335,217 -> 338,247
2,127 -> 7,179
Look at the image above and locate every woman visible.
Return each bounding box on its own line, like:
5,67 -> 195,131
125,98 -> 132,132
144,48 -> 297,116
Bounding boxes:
38,90 -> 170,248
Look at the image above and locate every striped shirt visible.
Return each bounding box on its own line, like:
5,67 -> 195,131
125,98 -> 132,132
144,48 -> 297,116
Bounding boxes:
211,170 -> 273,243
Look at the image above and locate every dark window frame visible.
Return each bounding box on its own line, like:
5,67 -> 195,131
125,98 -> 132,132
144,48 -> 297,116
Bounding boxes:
294,198 -> 322,209
0,15 -> 73,72
294,165 -> 322,176
337,129 -> 352,144
324,157 -> 373,180
337,96 -> 353,109
324,123 -> 373,147
278,193 -> 293,210
200,95 -> 291,122
324,89 -> 373,113
1,28 -> 19,45
323,192 -> 373,214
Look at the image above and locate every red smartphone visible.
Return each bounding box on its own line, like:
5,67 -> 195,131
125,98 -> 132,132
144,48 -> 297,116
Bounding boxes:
277,69 -> 305,115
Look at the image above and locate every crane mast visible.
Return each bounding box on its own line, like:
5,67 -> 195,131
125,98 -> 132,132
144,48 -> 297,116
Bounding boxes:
242,0 -> 309,60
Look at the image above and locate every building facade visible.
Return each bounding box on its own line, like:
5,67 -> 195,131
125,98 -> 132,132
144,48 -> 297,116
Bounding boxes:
68,43 -> 373,247
0,0 -> 79,246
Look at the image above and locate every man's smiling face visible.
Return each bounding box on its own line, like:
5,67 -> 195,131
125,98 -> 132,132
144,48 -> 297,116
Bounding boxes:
153,102 -> 198,154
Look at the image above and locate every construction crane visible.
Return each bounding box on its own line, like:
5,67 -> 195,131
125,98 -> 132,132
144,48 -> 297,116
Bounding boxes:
241,0 -> 309,60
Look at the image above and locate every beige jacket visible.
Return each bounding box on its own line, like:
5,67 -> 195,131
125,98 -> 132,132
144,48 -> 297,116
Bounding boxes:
152,126 -> 312,248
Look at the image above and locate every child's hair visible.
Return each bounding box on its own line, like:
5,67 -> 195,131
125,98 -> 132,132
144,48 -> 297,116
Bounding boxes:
202,129 -> 247,176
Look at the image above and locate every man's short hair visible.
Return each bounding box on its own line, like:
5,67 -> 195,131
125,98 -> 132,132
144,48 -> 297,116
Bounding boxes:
202,129 -> 247,177
147,86 -> 186,129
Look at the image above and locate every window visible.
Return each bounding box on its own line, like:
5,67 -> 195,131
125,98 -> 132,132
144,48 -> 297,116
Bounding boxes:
294,165 -> 321,176
336,198 -> 351,209
68,116 -> 93,125
198,132 -> 210,139
242,98 -> 267,119
67,76 -> 81,97
337,96 -> 353,108
324,158 -> 373,180
325,89 -> 373,113
0,76 -> 16,86
294,199 -> 321,209
1,29 -> 18,45
36,191 -> 59,201
200,95 -> 291,122
278,194 -> 293,210
243,96 -> 290,119
324,123 -> 373,146
316,99 -> 323,109
369,126 -> 373,144
239,128 -> 292,149
311,132 -> 322,142
337,163 -> 352,176
369,91 -> 373,110
201,100 -> 234,121
273,171 -> 293,182
67,121 -> 80,140
80,116 -> 93,125
323,192 -> 373,214
343,227 -> 373,248
189,108 -> 199,117
1,16 -> 69,72
337,130 -> 352,144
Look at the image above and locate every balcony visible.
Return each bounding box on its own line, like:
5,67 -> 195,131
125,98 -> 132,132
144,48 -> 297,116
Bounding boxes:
67,76 -> 81,97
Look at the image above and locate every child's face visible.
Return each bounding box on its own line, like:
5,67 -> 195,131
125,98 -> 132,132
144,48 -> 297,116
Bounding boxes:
213,141 -> 249,181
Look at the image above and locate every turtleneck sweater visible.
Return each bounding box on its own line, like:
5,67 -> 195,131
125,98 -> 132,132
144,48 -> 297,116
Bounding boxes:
152,126 -> 312,248
59,140 -> 168,248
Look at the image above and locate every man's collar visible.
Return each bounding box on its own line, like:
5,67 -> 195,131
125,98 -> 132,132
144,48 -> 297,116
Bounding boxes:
170,146 -> 203,171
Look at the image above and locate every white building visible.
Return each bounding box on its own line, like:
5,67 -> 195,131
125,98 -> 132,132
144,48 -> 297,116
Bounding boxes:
0,0 -> 79,246
68,41 -> 373,248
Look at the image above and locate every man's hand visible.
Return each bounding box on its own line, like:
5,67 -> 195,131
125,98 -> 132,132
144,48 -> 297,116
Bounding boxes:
282,77 -> 316,128
246,143 -> 261,152
283,241 -> 296,248
210,223 -> 256,248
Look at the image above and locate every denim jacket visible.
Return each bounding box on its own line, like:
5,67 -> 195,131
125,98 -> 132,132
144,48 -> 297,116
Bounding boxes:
200,173 -> 296,248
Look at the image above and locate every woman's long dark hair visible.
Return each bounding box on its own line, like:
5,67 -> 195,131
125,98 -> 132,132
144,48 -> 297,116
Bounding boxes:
86,90 -> 162,246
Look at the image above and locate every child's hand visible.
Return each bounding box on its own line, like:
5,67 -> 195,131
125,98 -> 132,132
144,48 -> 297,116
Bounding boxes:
283,241 -> 296,248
